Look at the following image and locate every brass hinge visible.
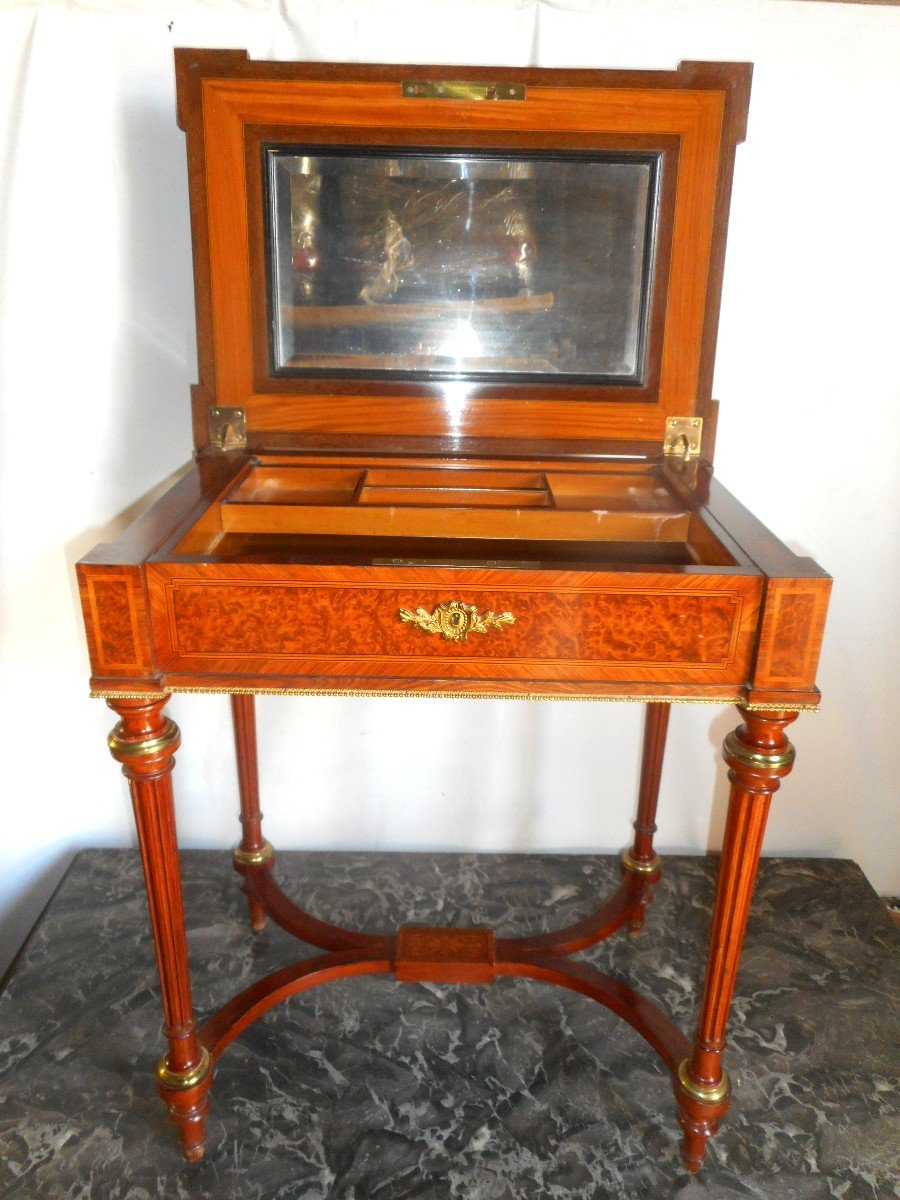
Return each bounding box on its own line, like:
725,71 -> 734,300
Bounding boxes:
207,407 -> 246,452
402,80 -> 525,101
663,416 -> 703,461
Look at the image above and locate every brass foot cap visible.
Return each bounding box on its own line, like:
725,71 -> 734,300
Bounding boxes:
233,839 -> 275,867
621,849 -> 662,876
676,1058 -> 730,1106
156,1046 -> 212,1092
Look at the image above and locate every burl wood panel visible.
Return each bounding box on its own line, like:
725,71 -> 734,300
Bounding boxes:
751,577 -> 831,692
147,564 -> 762,685
79,567 -> 153,675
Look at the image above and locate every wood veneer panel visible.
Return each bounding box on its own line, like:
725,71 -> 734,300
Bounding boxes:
147,563 -> 761,685
750,577 -> 831,694
79,567 -> 154,676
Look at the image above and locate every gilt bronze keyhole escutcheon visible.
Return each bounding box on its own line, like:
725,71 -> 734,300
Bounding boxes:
398,601 -> 515,642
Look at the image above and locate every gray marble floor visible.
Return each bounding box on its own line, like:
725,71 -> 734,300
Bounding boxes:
0,851 -> 897,1199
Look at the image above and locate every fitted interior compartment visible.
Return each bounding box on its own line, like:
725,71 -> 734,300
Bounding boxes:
358,467 -> 550,509
214,462 -> 690,542
173,459 -> 738,567
226,466 -> 362,505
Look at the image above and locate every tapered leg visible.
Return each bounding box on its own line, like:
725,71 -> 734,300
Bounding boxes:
675,707 -> 798,1172
107,696 -> 212,1162
621,702 -> 669,934
230,694 -> 273,930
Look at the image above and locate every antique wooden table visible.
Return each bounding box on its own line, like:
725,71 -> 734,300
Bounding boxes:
78,52 -> 830,1172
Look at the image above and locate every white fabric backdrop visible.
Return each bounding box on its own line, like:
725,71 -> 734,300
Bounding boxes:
1,0 -> 898,976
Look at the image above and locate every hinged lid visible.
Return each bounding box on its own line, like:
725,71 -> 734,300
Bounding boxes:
176,51 -> 751,462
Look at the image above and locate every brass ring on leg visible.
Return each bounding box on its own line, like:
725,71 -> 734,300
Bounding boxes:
676,1058 -> 730,1106
621,849 -> 662,876
108,718 -> 180,761
156,1046 -> 211,1091
722,732 -> 795,772
233,840 -> 275,867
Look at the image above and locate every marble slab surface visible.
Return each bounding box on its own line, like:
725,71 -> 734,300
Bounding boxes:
0,851 -> 897,1199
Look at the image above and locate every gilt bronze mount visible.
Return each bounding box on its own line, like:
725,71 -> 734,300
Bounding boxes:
399,601 -> 516,642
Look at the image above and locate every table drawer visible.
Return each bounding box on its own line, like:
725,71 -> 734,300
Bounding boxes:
149,566 -> 762,685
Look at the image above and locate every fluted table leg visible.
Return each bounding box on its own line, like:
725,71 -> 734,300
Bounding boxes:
230,694 -> 273,930
675,707 -> 798,1171
107,696 -> 212,1162
621,702 -> 669,934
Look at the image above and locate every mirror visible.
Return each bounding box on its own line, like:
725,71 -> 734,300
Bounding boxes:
264,148 -> 660,383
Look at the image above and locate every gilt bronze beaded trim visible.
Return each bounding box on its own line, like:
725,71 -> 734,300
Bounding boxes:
91,686 -> 817,711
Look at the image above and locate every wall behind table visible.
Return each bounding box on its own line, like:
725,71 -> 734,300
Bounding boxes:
1,0 -> 898,977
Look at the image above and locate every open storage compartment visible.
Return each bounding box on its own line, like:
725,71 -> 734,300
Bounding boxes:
171,456 -> 740,568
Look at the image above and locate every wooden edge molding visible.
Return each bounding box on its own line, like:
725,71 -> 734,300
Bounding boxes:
174,50 -> 751,95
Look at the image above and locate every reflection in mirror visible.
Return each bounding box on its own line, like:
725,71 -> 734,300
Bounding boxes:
265,149 -> 660,383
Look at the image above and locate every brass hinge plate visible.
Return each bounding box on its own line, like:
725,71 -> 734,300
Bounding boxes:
663,416 -> 703,461
402,80 -> 525,101
207,406 -> 246,451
